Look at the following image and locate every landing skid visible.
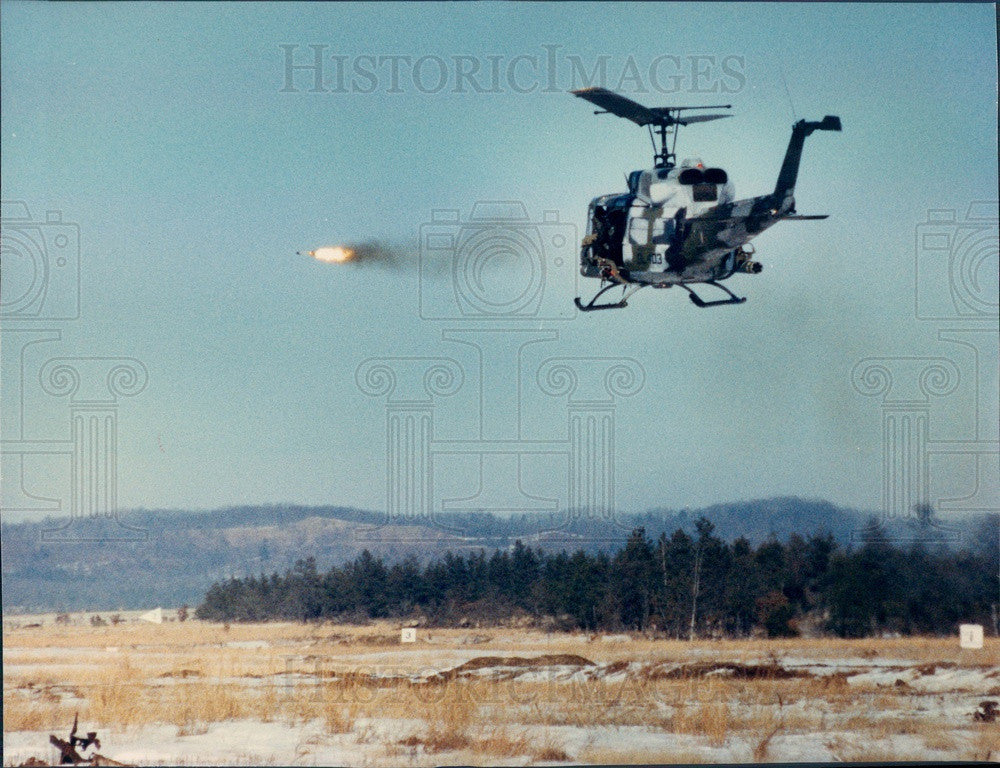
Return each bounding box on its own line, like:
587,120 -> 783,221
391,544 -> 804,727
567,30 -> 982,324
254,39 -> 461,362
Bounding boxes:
575,280 -> 745,311
574,282 -> 645,312
679,281 -> 746,308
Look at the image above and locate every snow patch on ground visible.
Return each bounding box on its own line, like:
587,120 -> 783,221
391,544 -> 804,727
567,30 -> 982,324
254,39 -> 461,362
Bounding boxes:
7,643 -> 997,765
223,640 -> 270,650
3,721 -> 364,767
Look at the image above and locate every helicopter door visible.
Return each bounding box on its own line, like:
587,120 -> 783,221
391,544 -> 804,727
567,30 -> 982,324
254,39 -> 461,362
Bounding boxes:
627,217 -> 667,247
587,201 -> 628,267
605,208 -> 626,266
625,209 -> 673,272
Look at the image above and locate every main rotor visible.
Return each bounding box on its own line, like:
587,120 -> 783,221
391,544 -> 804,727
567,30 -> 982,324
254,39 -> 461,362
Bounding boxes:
572,87 -> 732,169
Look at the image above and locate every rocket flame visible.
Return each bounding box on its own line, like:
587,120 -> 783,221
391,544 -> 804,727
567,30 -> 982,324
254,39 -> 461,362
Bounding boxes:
303,246 -> 354,264
296,241 -> 399,268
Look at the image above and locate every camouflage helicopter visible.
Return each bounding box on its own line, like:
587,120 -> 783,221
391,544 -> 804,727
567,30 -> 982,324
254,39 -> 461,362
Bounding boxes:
572,87 -> 841,309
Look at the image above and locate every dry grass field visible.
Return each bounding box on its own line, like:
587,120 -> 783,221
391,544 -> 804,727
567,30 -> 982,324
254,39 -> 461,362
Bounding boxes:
3,615 -> 999,765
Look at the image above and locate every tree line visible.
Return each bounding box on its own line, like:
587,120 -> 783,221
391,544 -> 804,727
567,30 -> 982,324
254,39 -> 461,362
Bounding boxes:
196,516 -> 998,638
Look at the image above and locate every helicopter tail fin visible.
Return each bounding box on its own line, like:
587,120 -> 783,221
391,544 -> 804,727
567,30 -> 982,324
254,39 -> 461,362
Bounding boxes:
772,116 -> 841,210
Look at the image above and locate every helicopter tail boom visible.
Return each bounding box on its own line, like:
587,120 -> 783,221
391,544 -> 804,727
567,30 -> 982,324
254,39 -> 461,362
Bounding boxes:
772,115 -> 841,210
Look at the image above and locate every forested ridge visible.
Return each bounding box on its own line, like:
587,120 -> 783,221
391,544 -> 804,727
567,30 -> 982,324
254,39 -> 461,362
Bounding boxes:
197,516 -> 999,638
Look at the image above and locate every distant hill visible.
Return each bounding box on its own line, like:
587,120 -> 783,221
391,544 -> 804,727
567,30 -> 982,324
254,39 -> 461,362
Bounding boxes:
0,498 -> 977,613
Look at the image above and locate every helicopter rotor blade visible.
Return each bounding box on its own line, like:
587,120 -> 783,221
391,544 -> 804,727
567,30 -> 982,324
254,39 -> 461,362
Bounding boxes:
574,89 -> 733,127
571,87 -> 659,125
572,88 -> 735,168
675,114 -> 732,126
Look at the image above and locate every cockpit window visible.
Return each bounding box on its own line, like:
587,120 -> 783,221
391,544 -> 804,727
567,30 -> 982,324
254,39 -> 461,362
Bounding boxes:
627,170 -> 643,195
636,172 -> 651,199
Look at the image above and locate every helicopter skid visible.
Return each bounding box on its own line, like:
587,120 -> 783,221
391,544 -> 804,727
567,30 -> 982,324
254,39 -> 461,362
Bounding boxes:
574,282 -> 646,312
575,278 -> 745,311
679,281 -> 746,307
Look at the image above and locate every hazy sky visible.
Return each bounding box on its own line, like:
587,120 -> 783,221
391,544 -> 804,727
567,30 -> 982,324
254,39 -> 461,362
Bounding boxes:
2,2 -> 997,525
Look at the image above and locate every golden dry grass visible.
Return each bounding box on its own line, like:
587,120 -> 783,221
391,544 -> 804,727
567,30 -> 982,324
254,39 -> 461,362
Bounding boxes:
966,724 -> 1000,761
1,693 -> 79,732
7,617 -> 998,662
4,617 -> 997,764
922,729 -> 958,751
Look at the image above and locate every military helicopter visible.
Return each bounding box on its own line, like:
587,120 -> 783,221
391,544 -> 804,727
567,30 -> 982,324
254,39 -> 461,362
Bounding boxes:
571,87 -> 841,309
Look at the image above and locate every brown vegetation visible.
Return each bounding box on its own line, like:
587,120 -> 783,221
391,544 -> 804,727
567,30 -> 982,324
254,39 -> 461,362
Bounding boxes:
4,619 -> 997,764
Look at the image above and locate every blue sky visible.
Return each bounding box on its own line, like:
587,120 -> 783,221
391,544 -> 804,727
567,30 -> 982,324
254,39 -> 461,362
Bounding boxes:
2,2 -> 997,522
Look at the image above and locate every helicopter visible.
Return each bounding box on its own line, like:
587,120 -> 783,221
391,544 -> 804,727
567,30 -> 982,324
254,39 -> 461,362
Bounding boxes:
571,87 -> 841,310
